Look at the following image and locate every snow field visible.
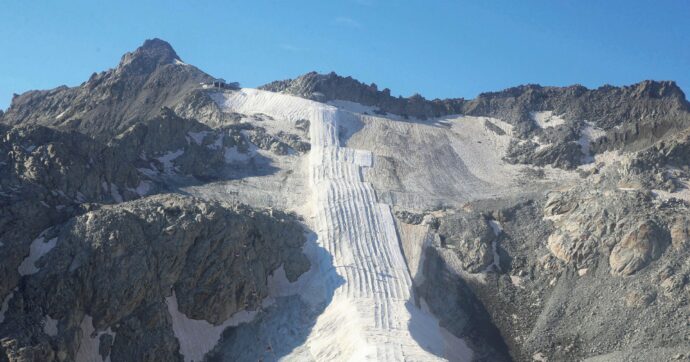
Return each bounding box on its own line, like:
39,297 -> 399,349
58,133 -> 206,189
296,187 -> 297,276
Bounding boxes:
211,89 -> 472,361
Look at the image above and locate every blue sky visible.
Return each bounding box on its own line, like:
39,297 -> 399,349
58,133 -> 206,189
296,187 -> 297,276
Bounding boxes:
1,0 -> 689,110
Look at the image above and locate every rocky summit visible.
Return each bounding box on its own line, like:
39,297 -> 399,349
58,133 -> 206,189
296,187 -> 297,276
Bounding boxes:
1,39 -> 689,362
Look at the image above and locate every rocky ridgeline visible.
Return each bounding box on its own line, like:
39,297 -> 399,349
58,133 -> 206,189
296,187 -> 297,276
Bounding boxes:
0,39 -> 214,139
263,72 -> 690,169
0,195 -> 309,361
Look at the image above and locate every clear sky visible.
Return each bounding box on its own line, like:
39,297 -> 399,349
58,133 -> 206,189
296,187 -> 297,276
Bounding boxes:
1,0 -> 689,110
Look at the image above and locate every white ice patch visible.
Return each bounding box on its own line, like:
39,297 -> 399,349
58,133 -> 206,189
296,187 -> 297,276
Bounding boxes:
43,315 -> 58,336
0,291 -> 14,324
18,234 -> 58,276
531,111 -> 566,128
165,292 -> 259,362
157,149 -> 184,174
577,121 -> 606,163
75,315 -> 115,362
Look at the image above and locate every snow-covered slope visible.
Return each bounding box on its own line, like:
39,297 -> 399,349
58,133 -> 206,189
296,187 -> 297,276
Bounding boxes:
215,89 -> 471,361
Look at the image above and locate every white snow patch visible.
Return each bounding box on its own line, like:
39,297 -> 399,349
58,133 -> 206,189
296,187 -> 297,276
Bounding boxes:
174,59 -> 188,66
578,268 -> 589,276
488,219 -> 503,235
533,351 -> 549,361
43,315 -> 58,336
18,233 -> 58,275
215,89 -> 474,360
531,111 -> 566,128
24,145 -> 37,152
166,292 -> 259,362
109,183 -> 123,203
187,131 -> 209,145
134,180 -> 153,197
157,149 -> 184,174
578,121 -> 606,163
75,315 -> 115,362
0,291 -> 13,324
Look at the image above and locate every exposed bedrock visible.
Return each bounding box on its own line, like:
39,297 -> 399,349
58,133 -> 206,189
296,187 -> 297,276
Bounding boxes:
0,194 -> 310,362
402,187 -> 690,361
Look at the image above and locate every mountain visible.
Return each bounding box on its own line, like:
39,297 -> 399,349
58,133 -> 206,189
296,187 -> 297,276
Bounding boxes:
1,39 -> 689,362
1,39 -> 214,139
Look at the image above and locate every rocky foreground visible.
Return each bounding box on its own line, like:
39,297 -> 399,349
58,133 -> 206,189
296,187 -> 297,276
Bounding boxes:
1,39 -> 689,361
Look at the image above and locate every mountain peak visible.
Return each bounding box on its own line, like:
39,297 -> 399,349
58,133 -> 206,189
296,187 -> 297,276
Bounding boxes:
118,38 -> 180,70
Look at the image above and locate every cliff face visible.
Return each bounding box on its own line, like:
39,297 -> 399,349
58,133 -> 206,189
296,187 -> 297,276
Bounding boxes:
0,195 -> 309,362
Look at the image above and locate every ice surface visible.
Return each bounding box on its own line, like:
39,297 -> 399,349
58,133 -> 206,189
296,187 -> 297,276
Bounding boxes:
75,315 -> 115,362
531,111 -> 566,128
166,292 -> 259,362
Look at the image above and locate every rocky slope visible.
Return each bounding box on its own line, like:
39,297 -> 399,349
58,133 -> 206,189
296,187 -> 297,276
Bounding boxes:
263,72 -> 690,170
1,39 -> 214,139
1,39 -> 689,362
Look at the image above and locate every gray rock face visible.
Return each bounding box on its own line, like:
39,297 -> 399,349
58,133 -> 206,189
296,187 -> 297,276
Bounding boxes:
260,71 -> 466,120
0,39 -> 214,139
0,194 -> 309,362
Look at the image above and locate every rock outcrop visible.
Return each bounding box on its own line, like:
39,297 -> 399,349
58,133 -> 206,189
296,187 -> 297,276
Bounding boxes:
0,195 -> 309,362
0,39 -> 214,139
